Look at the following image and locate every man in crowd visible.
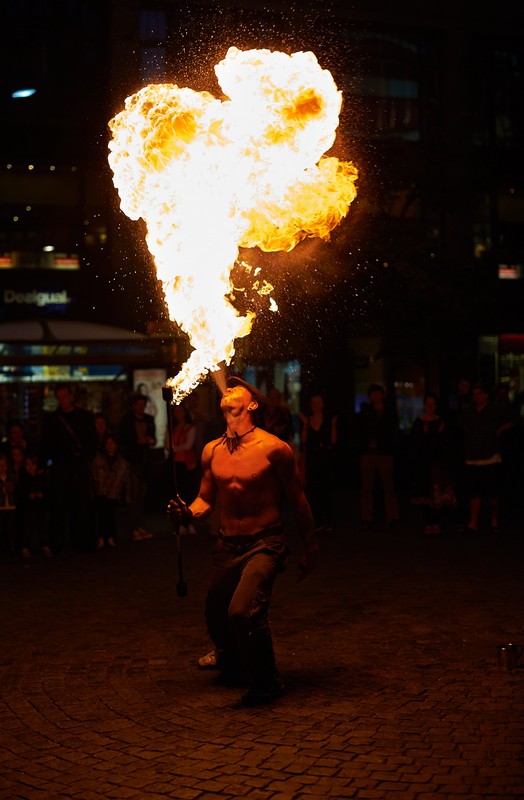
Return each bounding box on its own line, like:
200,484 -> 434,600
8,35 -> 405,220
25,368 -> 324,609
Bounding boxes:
118,392 -> 156,541
39,384 -> 98,553
459,382 -> 514,533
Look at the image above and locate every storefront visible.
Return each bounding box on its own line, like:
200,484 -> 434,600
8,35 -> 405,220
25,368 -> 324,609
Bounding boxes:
0,319 -> 176,445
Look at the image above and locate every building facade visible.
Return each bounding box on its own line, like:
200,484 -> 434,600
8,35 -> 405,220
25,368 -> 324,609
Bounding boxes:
1,1 -> 523,433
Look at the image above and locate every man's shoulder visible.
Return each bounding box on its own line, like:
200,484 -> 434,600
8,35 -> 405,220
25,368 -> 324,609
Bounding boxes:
201,435 -> 224,457
258,428 -> 293,458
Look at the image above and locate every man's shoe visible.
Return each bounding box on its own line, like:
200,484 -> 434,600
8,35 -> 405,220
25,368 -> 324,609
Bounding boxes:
197,650 -> 218,669
240,680 -> 285,706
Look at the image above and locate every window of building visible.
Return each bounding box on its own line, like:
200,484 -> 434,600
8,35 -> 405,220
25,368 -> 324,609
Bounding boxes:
337,26 -> 439,143
139,9 -> 167,82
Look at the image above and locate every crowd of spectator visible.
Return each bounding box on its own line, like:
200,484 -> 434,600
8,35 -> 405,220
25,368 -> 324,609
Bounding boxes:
1,376 -> 523,559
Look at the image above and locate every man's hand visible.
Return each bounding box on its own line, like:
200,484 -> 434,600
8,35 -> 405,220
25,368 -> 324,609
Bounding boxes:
167,494 -> 193,526
297,541 -> 319,582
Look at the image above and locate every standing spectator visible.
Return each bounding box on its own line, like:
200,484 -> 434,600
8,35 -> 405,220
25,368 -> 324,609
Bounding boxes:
299,393 -> 338,533
39,384 -> 98,553
459,383 -> 514,533
165,403 -> 198,533
94,412 -> 110,454
493,382 -> 520,525
118,392 -> 156,541
91,434 -> 129,549
185,390 -> 209,467
263,388 -> 295,443
136,381 -> 158,419
0,419 -> 28,459
448,376 -> 473,420
17,452 -> 51,558
447,376 -> 473,524
10,444 -> 26,554
409,393 -> 453,534
0,452 -> 17,556
357,383 -> 400,530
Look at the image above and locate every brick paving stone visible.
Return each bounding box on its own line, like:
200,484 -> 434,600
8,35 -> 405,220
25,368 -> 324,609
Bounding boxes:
1,496 -> 524,800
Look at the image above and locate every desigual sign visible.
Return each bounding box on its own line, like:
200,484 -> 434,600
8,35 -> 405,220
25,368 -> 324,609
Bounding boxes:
3,289 -> 71,308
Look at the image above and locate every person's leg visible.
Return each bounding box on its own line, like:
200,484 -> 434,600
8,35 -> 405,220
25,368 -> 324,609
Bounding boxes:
305,471 -> 329,529
377,455 -> 400,524
227,536 -> 288,695
106,498 -> 118,545
48,477 -> 68,554
70,469 -> 95,552
204,541 -> 244,674
468,497 -> 481,530
360,454 -> 376,525
465,465 -> 481,531
487,463 -> 502,531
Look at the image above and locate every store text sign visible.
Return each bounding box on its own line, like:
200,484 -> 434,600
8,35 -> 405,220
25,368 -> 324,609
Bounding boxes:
3,289 -> 71,308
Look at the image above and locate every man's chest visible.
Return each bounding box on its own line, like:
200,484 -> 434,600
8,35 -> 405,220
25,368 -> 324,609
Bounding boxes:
211,450 -> 273,488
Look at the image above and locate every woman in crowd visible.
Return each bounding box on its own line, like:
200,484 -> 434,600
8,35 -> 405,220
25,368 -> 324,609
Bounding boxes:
410,393 -> 454,533
299,393 -> 338,533
165,403 -> 198,534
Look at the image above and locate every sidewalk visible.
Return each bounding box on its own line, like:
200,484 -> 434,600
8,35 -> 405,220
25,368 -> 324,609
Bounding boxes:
1,496 -> 523,800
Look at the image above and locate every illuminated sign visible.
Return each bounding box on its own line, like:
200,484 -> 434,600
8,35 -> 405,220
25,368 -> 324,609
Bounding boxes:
498,263 -> 522,280
3,289 -> 71,308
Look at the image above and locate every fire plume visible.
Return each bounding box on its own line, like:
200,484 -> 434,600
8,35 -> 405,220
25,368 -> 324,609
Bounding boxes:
108,47 -> 358,401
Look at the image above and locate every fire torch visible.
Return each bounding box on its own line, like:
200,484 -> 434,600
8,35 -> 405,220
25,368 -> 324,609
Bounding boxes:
163,383 -> 188,598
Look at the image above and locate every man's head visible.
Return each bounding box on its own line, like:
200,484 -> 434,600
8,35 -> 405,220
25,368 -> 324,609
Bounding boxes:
6,420 -> 25,444
131,393 -> 148,416
458,377 -> 472,396
221,376 -> 265,422
368,383 -> 386,408
55,385 -> 75,413
472,382 -> 489,409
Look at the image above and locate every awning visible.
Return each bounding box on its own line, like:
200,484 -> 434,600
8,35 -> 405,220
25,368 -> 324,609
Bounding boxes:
0,319 -> 176,369
0,319 -> 146,342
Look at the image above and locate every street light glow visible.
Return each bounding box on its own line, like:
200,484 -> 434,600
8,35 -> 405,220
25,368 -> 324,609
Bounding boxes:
12,88 -> 37,98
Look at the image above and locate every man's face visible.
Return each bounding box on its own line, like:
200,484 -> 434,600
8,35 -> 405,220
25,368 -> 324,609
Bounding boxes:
220,385 -> 257,419
472,388 -> 488,408
133,397 -> 147,417
55,387 -> 74,412
369,389 -> 385,406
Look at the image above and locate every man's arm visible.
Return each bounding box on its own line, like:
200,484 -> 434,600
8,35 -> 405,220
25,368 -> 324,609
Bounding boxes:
168,440 -> 217,523
189,442 -> 217,519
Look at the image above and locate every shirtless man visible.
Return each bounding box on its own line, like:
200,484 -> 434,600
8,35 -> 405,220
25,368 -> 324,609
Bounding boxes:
169,376 -> 319,705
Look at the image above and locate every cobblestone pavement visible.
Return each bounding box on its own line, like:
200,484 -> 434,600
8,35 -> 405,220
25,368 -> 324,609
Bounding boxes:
1,496 -> 524,800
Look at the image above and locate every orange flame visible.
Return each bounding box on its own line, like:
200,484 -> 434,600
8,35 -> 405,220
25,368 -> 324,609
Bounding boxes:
108,47 -> 357,401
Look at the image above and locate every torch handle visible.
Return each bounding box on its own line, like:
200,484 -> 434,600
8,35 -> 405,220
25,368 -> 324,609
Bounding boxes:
163,384 -> 179,499
163,384 -> 188,597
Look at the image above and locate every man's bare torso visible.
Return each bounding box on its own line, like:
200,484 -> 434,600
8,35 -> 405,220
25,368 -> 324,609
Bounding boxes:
208,428 -> 287,536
